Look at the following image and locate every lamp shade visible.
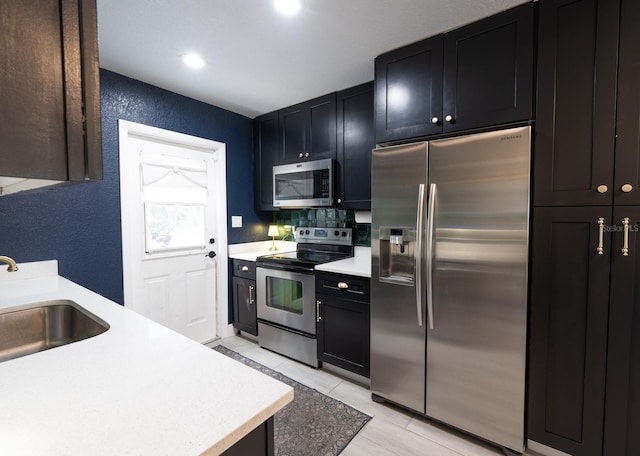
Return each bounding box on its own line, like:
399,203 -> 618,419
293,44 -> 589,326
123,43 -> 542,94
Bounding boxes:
268,225 -> 279,237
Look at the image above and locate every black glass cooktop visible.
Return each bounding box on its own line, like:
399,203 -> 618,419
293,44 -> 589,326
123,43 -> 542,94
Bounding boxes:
256,244 -> 353,271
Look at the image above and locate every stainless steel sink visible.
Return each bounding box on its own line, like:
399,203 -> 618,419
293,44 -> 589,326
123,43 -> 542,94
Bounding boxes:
0,300 -> 109,363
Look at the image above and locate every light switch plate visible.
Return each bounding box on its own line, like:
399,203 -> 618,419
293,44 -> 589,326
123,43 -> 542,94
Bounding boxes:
231,216 -> 242,228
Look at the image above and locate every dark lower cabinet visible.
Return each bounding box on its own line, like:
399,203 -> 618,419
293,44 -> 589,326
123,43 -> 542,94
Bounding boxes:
0,0 -> 101,181
528,207 -> 611,456
232,259 -> 257,336
603,207 -> 640,455
316,272 -> 370,377
222,417 -> 274,456
529,206 -> 640,456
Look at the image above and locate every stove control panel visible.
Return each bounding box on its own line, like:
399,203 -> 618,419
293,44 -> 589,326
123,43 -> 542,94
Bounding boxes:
295,227 -> 353,245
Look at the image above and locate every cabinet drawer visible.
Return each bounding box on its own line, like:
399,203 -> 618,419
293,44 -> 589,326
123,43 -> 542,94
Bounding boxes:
232,259 -> 256,280
315,272 -> 370,303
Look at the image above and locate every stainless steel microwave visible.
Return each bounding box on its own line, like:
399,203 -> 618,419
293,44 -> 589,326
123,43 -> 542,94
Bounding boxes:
272,158 -> 334,208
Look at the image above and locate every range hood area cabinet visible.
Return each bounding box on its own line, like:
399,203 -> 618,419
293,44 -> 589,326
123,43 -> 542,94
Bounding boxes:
0,0 -> 102,194
374,2 -> 534,144
528,0 -> 640,455
253,82 -> 374,211
280,93 -> 336,165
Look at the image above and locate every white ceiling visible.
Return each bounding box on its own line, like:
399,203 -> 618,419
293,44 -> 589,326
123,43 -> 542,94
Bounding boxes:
96,0 -> 529,118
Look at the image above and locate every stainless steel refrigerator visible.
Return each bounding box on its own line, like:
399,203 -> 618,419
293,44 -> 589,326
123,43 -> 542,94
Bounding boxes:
370,126 -> 530,453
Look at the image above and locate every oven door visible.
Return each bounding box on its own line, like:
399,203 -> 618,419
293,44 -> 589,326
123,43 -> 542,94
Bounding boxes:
257,266 -> 316,335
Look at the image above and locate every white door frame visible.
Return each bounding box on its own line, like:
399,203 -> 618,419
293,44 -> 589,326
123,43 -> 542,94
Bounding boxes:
118,119 -> 232,340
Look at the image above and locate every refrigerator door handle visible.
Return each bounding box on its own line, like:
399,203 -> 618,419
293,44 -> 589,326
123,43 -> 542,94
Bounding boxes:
426,183 -> 436,330
415,183 -> 425,327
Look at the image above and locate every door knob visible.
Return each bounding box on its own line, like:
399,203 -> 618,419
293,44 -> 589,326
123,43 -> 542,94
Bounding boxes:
621,183 -> 633,193
206,251 -> 216,258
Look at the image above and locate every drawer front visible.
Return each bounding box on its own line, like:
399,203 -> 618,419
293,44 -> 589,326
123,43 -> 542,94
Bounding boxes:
233,259 -> 256,279
315,272 -> 370,303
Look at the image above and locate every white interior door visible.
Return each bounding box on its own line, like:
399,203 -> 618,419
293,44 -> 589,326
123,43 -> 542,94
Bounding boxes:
118,120 -> 229,343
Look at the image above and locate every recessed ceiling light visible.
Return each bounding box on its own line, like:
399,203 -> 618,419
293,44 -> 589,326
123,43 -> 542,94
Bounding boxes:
274,0 -> 302,16
182,53 -> 205,69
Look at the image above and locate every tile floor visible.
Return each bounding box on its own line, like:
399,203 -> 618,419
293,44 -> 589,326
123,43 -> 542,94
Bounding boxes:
210,335 -> 539,456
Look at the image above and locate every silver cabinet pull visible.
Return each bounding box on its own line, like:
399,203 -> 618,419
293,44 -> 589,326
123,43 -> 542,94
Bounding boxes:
241,265 -> 249,272
299,153 -> 304,158
249,285 -> 255,304
597,218 -> 605,255
431,117 -> 439,124
305,152 -> 310,158
622,217 -> 630,256
621,183 -> 633,193
597,185 -> 608,194
338,282 -> 349,289
415,184 -> 426,327
316,300 -> 322,322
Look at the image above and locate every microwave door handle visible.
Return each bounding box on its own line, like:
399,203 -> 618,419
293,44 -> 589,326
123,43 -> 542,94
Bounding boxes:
415,184 -> 425,327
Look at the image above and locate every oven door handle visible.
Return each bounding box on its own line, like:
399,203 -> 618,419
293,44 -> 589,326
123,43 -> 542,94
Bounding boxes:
256,263 -> 315,274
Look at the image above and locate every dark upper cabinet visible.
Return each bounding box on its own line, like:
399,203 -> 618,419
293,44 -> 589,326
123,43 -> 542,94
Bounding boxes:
336,82 -> 374,210
0,0 -> 101,181
442,2 -> 534,133
375,35 -> 443,143
612,0 -> 640,207
528,206 -> 611,456
280,93 -> 336,164
533,0 -> 620,206
254,111 -> 280,211
375,2 -> 534,143
316,272 -> 370,378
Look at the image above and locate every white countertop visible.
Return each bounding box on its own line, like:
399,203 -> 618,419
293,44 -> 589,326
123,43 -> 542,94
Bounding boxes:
228,240 -> 297,261
315,246 -> 371,278
0,261 -> 293,456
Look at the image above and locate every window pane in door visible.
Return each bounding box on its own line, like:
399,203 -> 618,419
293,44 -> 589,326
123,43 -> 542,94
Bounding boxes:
144,203 -> 205,253
265,277 -> 304,314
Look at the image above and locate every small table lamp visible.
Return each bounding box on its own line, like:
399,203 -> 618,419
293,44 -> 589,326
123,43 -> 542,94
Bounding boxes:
268,225 -> 279,251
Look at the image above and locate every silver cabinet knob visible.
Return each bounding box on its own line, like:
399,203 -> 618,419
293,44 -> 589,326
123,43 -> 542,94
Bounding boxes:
298,153 -> 303,158
241,265 -> 249,272
431,117 -> 439,124
445,115 -> 454,123
597,185 -> 608,194
338,282 -> 349,289
337,198 -> 342,204
304,152 -> 310,158
621,183 -> 633,193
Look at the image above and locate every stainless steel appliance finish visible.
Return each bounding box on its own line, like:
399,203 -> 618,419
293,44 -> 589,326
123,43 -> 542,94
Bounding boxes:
272,158 -> 334,208
256,228 -> 353,367
370,126 -> 531,453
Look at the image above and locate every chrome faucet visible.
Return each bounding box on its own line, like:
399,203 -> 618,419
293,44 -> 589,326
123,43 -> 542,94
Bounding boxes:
0,256 -> 18,272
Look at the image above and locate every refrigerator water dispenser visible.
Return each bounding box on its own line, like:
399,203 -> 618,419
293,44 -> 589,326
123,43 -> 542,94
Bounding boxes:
379,227 -> 416,285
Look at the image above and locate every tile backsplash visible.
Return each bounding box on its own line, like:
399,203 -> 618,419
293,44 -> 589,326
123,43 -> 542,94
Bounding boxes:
274,209 -> 370,246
